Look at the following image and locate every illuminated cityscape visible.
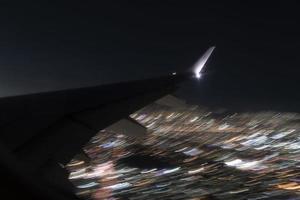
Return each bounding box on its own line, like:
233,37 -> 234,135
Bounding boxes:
67,96 -> 300,199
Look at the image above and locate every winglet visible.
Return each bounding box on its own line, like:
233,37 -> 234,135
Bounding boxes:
193,46 -> 215,78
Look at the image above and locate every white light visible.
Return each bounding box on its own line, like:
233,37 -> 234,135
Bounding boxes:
225,158 -> 264,171
229,188 -> 249,194
175,147 -> 188,152
69,168 -> 87,179
183,148 -> 202,156
67,160 -> 84,167
225,159 -> 243,167
104,182 -> 131,190
172,72 -> 177,75
117,167 -> 137,173
190,116 -> 199,123
141,168 -> 157,174
146,122 -> 156,128
84,162 -> 113,178
196,73 -> 202,79
105,174 -> 123,180
285,142 -> 300,150
77,182 -> 99,189
193,46 -> 215,78
218,123 -> 230,130
188,167 -> 204,174
271,129 -> 295,139
238,160 -> 261,170
163,167 -> 180,174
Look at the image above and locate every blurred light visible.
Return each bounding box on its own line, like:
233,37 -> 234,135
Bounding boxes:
188,167 -> 204,174
163,167 -> 180,174
67,96 -> 300,199
225,159 -> 243,167
67,160 -> 84,167
229,188 -> 249,194
193,46 -> 215,79
190,117 -> 199,123
141,168 -> 157,174
218,123 -> 230,130
77,182 -> 99,189
183,148 -> 202,156
104,182 -> 132,190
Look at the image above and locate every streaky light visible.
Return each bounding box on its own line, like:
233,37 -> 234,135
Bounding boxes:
193,46 -> 215,79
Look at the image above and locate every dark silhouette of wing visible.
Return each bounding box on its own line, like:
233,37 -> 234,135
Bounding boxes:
0,73 -> 188,199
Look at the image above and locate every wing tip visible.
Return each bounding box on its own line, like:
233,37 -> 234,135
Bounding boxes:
192,46 -> 216,78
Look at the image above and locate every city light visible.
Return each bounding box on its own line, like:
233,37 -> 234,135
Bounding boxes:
67,96 -> 300,200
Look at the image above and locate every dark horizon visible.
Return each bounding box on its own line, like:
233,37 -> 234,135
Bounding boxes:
0,1 -> 299,111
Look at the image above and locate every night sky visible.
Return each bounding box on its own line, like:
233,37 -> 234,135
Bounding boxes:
0,2 -> 299,111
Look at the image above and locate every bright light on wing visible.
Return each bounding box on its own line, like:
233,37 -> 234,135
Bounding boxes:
193,46 -> 215,79
195,72 -> 202,79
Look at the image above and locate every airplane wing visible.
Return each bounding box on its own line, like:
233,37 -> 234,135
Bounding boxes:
0,47 -> 214,200
0,73 -> 188,199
